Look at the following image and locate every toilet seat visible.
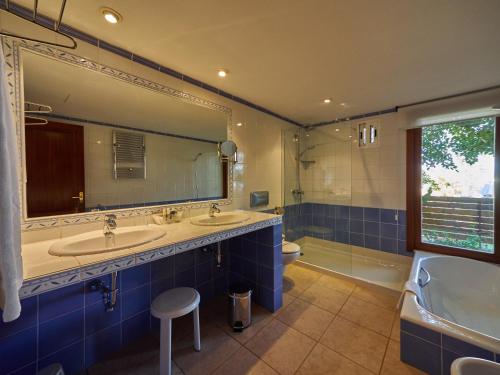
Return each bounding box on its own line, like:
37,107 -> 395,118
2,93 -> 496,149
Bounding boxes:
283,241 -> 300,254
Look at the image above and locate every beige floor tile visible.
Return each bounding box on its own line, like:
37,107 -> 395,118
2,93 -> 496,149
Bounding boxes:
283,265 -> 322,296
213,346 -> 278,375
339,296 -> 395,337
296,343 -> 372,375
245,319 -> 316,375
173,324 -> 241,375
390,315 -> 401,342
316,274 -> 356,295
221,303 -> 274,344
381,339 -> 426,375
320,316 -> 388,373
352,285 -> 400,310
299,283 -> 350,314
276,298 -> 334,340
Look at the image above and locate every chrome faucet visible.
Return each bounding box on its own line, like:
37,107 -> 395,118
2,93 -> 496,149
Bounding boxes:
208,203 -> 221,217
103,214 -> 117,238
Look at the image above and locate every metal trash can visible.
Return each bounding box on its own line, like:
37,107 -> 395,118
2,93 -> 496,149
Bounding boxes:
228,283 -> 252,332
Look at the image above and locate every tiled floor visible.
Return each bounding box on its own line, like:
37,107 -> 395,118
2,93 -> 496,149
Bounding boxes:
85,264 -> 425,375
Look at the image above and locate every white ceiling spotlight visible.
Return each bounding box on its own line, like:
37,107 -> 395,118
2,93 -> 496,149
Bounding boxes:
217,69 -> 228,78
101,7 -> 122,24
323,98 -> 332,104
236,122 -> 243,127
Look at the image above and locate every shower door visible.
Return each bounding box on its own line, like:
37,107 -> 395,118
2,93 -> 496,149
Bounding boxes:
282,125 -> 353,276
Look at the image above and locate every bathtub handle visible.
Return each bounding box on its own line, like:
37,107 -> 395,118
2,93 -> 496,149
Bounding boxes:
418,267 -> 431,288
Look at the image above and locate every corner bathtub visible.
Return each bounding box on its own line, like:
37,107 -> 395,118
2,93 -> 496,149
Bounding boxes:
400,251 -> 500,374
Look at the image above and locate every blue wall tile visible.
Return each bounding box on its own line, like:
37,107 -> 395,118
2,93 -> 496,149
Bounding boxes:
442,350 -> 461,375
398,225 -> 407,241
39,309 -> 84,357
121,285 -> 150,320
85,300 -> 121,336
381,209 -> 397,224
0,296 -> 37,339
39,282 -> 84,322
175,251 -> 195,272
364,235 -> 380,250
122,311 -> 150,346
350,206 -> 363,220
85,324 -> 121,368
0,326 -> 37,373
174,268 -> 196,288
442,334 -> 494,360
151,256 -> 175,282
401,332 -> 441,375
400,319 -> 441,345
380,237 -> 397,253
364,207 -> 380,222
9,362 -> 37,375
121,264 -> 150,291
364,221 -> 380,236
381,223 -> 397,239
150,276 -> 174,300
350,220 -> 364,234
350,232 -> 364,247
38,340 -> 85,375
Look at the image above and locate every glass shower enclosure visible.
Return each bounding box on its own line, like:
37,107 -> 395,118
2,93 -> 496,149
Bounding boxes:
282,122 -> 409,291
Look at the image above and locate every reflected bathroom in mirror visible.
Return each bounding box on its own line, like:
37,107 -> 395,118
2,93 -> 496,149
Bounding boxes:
21,49 -> 230,218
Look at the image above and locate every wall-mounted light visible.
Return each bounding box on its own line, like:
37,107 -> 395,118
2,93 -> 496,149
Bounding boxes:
101,7 -> 122,24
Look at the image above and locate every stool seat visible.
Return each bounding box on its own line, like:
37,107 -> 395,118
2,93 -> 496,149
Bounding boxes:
152,287 -> 200,319
151,287 -> 201,375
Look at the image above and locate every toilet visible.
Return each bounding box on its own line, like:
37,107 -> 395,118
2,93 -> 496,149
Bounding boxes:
282,240 -> 301,266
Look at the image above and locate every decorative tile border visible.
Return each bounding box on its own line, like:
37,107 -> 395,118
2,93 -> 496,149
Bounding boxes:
0,37 -> 236,231
19,216 -> 282,299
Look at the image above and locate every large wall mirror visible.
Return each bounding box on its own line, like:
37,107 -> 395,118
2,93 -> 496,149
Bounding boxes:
20,48 -> 230,219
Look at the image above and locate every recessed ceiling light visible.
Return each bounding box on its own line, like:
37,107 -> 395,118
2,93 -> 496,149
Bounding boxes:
323,98 -> 332,104
101,7 -> 122,24
335,128 -> 340,132
236,122 -> 243,127
340,102 -> 348,107
218,69 -> 228,78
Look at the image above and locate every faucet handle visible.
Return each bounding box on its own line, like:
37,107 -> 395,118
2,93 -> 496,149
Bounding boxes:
105,214 -> 117,220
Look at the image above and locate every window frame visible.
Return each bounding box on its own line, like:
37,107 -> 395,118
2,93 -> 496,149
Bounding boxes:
406,116 -> 500,264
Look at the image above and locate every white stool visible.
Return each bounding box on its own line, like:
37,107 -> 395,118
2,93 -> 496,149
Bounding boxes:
151,287 -> 201,375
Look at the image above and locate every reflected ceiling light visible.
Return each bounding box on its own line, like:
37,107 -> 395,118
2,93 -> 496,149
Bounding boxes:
335,128 -> 340,132
323,98 -> 332,104
101,8 -> 122,24
217,69 -> 228,77
340,102 -> 348,107
236,122 -> 243,127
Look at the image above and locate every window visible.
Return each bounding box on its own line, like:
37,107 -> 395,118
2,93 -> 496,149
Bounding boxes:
407,116 -> 500,263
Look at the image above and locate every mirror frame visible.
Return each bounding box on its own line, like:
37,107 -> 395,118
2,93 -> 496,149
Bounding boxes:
2,37 -> 234,231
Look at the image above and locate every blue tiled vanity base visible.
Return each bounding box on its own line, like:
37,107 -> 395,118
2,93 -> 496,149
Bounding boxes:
400,319 -> 500,375
227,224 -> 283,312
283,203 -> 410,257
0,225 -> 284,375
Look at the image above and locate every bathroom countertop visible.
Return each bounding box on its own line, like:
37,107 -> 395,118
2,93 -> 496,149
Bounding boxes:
21,210 -> 281,283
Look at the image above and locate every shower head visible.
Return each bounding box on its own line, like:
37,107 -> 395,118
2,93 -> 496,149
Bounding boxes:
193,152 -> 203,161
299,145 -> 317,158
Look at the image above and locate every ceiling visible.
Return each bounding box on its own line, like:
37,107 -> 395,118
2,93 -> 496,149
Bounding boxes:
11,0 -> 500,125
23,50 -> 227,141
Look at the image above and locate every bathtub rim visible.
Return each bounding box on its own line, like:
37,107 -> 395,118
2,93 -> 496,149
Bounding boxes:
401,250 -> 500,353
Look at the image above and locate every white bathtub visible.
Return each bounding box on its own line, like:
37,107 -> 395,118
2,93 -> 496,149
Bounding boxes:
401,251 -> 500,353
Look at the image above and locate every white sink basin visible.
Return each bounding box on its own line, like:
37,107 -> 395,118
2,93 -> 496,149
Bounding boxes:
190,212 -> 250,226
49,225 -> 166,256
451,357 -> 500,375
